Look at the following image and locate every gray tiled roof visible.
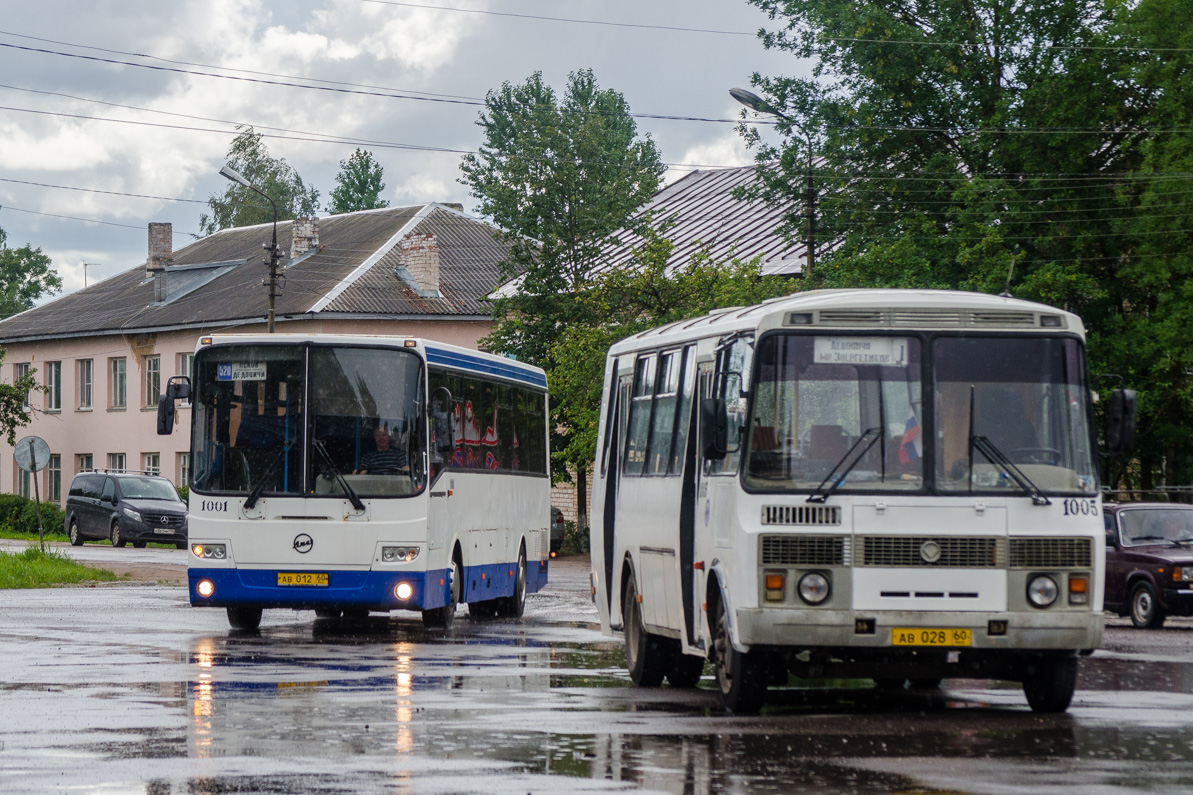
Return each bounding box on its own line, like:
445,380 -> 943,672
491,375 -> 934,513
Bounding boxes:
599,164 -> 805,277
0,204 -> 512,342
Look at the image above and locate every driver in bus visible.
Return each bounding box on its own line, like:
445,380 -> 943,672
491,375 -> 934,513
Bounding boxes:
354,422 -> 409,475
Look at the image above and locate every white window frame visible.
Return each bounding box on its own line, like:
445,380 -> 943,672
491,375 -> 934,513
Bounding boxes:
48,454 -> 61,503
77,454 -> 93,473
110,358 -> 126,409
14,362 -> 30,407
178,452 -> 191,489
46,361 -> 62,412
144,355 -> 161,407
143,452 -> 160,476
178,352 -> 195,406
108,453 -> 126,472
78,359 -> 93,410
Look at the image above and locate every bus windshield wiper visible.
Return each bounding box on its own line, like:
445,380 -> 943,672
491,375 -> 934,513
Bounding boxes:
807,427 -> 881,504
243,438 -> 293,511
970,435 -> 1052,506
312,439 -> 365,512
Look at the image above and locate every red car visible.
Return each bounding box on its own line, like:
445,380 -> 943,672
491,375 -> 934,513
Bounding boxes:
1104,502 -> 1193,628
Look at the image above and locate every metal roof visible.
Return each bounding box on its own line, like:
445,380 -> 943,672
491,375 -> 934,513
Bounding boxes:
0,204 -> 512,343
598,164 -> 804,277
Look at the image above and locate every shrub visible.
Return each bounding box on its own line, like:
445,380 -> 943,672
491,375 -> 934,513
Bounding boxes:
561,519 -> 590,555
0,494 -> 67,538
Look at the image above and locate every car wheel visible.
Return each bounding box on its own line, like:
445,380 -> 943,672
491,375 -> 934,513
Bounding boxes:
110,521 -> 126,548
1022,655 -> 1078,713
68,519 -> 83,547
1130,581 -> 1166,628
227,606 -> 263,631
712,596 -> 767,714
623,576 -> 668,687
132,541 -> 147,549
175,541 -> 188,550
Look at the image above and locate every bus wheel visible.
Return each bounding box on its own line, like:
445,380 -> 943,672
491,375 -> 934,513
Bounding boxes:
423,557 -> 461,629
1022,655 -> 1078,713
314,608 -> 342,619
496,547 -> 527,619
227,606 -> 263,631
469,601 -> 499,620
666,648 -> 706,688
1130,581 -> 1166,628
712,597 -> 767,714
623,577 -> 668,687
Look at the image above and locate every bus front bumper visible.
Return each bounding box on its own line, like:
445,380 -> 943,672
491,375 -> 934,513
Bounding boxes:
189,567 -> 452,611
734,607 -> 1103,652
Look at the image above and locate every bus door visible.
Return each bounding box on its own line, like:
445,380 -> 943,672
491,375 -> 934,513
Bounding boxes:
682,360 -> 715,651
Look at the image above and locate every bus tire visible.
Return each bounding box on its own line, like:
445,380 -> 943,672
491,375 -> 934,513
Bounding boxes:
1022,655 -> 1078,713
666,649 -> 706,688
712,597 -> 767,714
623,577 -> 668,687
496,546 -> 527,619
1130,581 -> 1166,629
314,608 -> 342,619
469,600 -> 499,620
227,606 -> 263,631
423,556 -> 461,629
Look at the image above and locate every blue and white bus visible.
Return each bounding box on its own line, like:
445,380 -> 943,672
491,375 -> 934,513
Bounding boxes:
158,334 -> 551,630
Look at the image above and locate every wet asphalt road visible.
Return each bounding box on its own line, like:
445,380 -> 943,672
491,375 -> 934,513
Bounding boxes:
3,545 -> 1193,793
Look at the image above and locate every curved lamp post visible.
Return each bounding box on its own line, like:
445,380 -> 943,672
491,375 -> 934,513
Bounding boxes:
219,165 -> 281,332
730,88 -> 816,282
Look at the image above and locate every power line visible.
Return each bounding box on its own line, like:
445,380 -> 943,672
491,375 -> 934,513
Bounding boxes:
0,203 -> 151,230
0,177 -> 206,204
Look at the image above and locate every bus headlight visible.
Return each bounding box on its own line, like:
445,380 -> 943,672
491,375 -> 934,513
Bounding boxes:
382,546 -> 419,563
394,582 -> 413,601
1027,575 -> 1058,608
192,543 -> 227,559
196,579 -> 215,598
797,572 -> 830,605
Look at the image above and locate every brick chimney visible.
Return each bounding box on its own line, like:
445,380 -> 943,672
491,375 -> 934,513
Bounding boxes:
397,232 -> 440,297
290,217 -> 319,261
146,222 -> 172,276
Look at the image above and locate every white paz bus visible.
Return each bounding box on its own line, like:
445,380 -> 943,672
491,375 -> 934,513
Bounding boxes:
158,334 -> 552,630
591,289 -> 1135,713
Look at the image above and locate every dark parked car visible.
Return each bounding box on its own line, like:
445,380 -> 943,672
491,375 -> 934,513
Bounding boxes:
550,506 -> 565,555
1104,502 -> 1193,628
64,470 -> 188,549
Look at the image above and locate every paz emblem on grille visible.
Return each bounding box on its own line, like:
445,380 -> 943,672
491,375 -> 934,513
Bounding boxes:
920,540 -> 942,564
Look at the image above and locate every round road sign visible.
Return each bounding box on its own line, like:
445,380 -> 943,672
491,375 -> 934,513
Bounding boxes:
14,436 -> 51,472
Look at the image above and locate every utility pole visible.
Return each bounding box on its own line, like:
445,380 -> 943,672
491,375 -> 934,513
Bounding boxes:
804,133 -> 816,280
219,165 -> 280,332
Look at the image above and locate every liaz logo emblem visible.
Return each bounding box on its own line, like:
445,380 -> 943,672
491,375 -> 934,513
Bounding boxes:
293,534 -> 314,554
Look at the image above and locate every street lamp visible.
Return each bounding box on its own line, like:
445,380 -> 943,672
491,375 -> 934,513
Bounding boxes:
731,88 -> 816,282
219,164 -> 281,332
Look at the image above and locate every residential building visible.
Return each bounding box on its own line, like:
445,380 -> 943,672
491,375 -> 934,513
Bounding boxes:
0,204 -> 512,503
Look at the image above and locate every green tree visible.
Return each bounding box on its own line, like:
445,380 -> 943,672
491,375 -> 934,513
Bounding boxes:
741,0 -> 1190,491
460,69 -> 665,529
0,226 -> 62,320
328,149 -> 389,215
199,126 -> 320,234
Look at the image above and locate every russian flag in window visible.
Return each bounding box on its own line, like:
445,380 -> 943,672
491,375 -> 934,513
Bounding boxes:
898,413 -> 922,464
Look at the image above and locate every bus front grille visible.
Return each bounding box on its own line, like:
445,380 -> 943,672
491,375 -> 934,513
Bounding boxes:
761,535 -> 849,566
1008,537 -> 1092,569
858,536 -> 1005,568
761,504 -> 841,526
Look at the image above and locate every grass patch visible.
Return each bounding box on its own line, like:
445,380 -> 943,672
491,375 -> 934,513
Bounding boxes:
0,528 -> 69,543
0,546 -> 124,588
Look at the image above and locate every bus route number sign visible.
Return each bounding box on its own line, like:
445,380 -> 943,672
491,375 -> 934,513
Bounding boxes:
891,627 -> 972,647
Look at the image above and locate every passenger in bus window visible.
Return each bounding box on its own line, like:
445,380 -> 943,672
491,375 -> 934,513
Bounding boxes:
355,423 -> 409,475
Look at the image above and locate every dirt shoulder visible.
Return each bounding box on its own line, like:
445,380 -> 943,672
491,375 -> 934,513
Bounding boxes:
97,562 -> 187,585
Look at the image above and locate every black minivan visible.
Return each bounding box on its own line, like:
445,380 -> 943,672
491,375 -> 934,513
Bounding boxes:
64,470 -> 188,549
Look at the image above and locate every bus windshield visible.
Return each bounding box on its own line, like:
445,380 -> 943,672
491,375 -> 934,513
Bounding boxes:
191,344 -> 426,498
745,334 -> 923,492
934,336 -> 1096,495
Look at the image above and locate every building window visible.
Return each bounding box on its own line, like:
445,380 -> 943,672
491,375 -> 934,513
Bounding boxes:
144,355 -> 161,407
14,362 -> 30,407
48,454 -> 61,503
178,352 -> 194,405
108,453 -> 126,472
46,361 -> 62,411
143,453 -> 160,476
17,465 -> 30,499
178,452 -> 191,488
78,359 -> 93,409
77,453 -> 93,473
110,357 -> 126,408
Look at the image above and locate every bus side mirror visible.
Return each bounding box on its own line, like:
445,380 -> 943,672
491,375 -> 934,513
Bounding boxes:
157,395 -> 175,435
701,398 -> 728,460
433,411 -> 454,455
1105,388 -> 1136,455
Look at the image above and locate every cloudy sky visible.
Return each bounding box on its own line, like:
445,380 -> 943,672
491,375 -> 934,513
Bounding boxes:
0,0 -> 807,297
